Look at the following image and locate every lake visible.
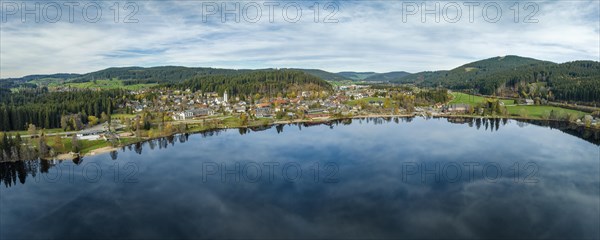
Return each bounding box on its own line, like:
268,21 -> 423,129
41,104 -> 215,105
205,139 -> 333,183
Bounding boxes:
1,117 -> 599,239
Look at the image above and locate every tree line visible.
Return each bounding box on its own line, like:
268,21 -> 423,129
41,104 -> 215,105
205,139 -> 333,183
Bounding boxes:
166,70 -> 333,97
0,88 -> 128,131
393,56 -> 600,104
70,66 -> 252,84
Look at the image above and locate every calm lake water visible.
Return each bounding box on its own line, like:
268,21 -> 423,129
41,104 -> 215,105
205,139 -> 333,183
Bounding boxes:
1,117 -> 599,239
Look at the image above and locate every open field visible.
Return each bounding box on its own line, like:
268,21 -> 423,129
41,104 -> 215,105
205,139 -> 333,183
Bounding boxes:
31,135 -> 111,154
59,79 -> 157,90
450,92 -> 515,105
28,78 -> 66,86
346,97 -> 386,106
329,80 -> 355,87
506,105 -> 587,119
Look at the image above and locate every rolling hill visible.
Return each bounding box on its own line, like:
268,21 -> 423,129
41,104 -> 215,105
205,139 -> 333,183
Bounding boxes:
336,71 -> 412,82
288,69 -> 349,81
337,72 -> 378,81
3,55 -> 598,103
363,71 -> 411,82
394,56 -> 600,103
172,69 -> 334,96
1,67 -> 351,88
0,67 -> 251,89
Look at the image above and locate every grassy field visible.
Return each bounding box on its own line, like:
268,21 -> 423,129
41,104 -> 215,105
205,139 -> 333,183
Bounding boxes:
59,79 -> 157,90
36,135 -> 111,154
329,81 -> 355,87
506,105 -> 587,119
346,97 -> 387,106
28,78 -> 66,87
112,113 -> 138,120
450,92 -> 515,105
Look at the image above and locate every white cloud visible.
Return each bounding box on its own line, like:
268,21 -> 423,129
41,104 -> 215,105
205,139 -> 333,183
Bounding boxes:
1,0 -> 598,78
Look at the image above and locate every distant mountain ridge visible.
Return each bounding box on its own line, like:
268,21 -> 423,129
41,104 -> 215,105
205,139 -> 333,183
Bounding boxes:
364,71 -> 411,82
394,55 -> 556,85
337,72 -> 378,81
0,67 -> 350,88
285,68 -> 348,81
0,67 -> 250,88
393,55 -> 600,103
336,71 -> 412,81
2,55 -> 598,103
1,68 -> 413,85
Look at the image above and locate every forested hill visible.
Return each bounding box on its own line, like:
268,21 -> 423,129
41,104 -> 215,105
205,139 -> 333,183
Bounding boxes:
394,55 -> 551,87
0,73 -> 82,89
287,69 -> 349,81
1,67 -> 344,88
2,56 -> 598,103
336,71 -> 412,82
337,72 -> 378,81
0,67 -> 254,88
169,70 -> 333,97
393,56 -> 600,103
2,73 -> 81,82
70,66 -> 254,85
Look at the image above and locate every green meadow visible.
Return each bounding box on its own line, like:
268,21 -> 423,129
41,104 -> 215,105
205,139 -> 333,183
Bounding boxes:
506,105 -> 587,119
449,92 -> 515,105
61,79 -> 157,90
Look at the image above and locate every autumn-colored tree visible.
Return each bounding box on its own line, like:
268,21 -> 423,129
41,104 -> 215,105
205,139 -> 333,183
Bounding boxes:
240,113 -> 248,126
383,98 -> 392,109
88,116 -> 99,126
53,135 -> 64,149
101,112 -> 109,123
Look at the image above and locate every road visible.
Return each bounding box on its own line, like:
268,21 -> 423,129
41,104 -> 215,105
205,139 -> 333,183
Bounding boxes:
19,122 -> 125,138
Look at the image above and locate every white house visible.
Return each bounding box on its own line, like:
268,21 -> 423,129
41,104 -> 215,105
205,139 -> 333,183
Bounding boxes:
172,108 -> 214,120
76,129 -> 104,140
525,99 -> 534,105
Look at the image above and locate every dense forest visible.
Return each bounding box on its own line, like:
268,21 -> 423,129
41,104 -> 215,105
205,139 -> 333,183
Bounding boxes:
0,88 -> 128,131
1,66 -> 350,88
168,70 -> 333,97
70,66 -> 254,85
285,68 -> 349,81
0,73 -> 81,89
394,56 -> 600,103
0,67 -> 255,88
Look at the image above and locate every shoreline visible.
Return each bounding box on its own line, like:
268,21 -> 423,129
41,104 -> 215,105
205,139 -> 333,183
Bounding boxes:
6,113 -> 598,163
81,113 -> 600,157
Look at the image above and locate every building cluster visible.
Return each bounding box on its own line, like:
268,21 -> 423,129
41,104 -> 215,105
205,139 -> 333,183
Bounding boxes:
117,87 -> 600,127
119,86 -> 409,121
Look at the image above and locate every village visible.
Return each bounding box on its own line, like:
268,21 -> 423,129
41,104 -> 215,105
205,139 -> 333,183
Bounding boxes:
4,83 -> 598,162
68,84 -> 597,142
119,86 -> 594,123
123,85 -> 385,121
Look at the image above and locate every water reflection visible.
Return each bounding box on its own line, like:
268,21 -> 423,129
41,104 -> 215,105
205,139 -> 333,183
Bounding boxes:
439,116 -> 600,145
1,117 -> 599,189
1,117 -> 599,239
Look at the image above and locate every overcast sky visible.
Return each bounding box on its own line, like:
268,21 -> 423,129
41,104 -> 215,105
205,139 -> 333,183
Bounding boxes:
1,0 -> 598,78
